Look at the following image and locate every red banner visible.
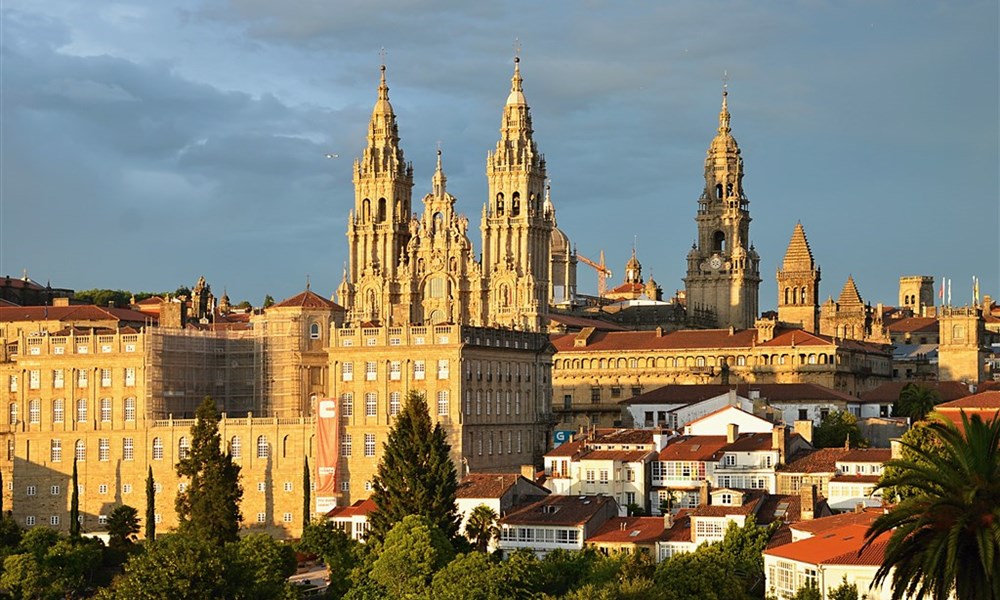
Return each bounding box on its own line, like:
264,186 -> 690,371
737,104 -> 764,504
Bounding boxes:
315,397 -> 339,514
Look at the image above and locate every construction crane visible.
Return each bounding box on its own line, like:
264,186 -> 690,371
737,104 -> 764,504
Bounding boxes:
577,250 -> 613,298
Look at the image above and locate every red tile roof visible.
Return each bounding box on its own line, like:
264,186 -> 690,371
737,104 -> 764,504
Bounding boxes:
456,473 -> 547,499
551,328 -> 759,353
781,448 -> 851,473
0,305 -> 155,324
765,524 -> 890,566
587,516 -> 666,544
859,381 -> 972,403
500,495 -> 615,526
626,382 -> 855,406
326,498 -> 376,518
886,317 -> 938,334
937,390 -> 1000,409
838,449 -> 891,463
578,449 -> 654,462
788,509 -> 880,537
271,290 -> 343,310
658,435 -> 730,462
689,491 -> 765,517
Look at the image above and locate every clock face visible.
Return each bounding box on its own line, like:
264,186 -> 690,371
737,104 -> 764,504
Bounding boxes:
710,256 -> 723,269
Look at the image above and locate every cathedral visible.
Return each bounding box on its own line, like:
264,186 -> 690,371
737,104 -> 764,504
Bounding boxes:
337,59 -> 562,333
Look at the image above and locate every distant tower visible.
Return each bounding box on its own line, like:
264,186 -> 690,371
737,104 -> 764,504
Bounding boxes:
899,276 -> 935,316
938,306 -> 988,383
683,85 -> 761,329
547,185 -> 578,306
339,63 -> 414,325
624,247 -> 643,285
777,222 -> 820,333
481,56 -> 554,331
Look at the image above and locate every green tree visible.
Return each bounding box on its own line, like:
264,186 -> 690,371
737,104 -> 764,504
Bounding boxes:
302,457 -> 311,526
894,383 -> 941,422
536,548 -> 601,597
368,391 -> 460,542
792,581 -> 822,600
70,457 -> 80,539
1,528 -> 102,600
429,552 -> 508,600
464,504 -> 499,552
145,466 -> 156,541
654,545 -> 747,600
369,515 -> 455,599
878,421 -> 943,503
716,515 -> 780,595
863,412 -> 1000,600
297,520 -> 360,598
813,410 -> 866,448
74,289 -> 133,308
97,534 -> 238,599
263,294 -> 275,308
175,396 -> 243,545
234,534 -> 298,600
828,576 -> 861,600
107,505 -> 140,549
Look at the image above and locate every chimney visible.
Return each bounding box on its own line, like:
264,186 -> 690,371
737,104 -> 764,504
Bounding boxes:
726,423 -> 739,444
772,425 -> 788,465
520,464 -> 536,482
663,511 -> 674,530
620,521 -> 627,531
854,502 -> 866,514
698,481 -> 710,507
793,420 -> 814,445
800,484 -> 816,521
655,326 -> 663,338
727,389 -> 738,407
53,297 -> 70,307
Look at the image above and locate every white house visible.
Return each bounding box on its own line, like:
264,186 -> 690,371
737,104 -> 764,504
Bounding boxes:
498,495 -> 619,557
455,471 -> 549,549
827,449 -> 890,511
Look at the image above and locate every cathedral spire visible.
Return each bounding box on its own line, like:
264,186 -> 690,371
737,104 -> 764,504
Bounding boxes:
782,221 -> 816,270
432,148 -> 446,197
718,84 -> 731,134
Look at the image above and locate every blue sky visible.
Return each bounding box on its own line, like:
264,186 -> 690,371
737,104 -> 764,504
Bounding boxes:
2,1 -> 997,310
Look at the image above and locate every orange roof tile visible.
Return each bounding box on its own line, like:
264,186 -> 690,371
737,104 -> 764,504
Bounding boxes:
0,305 -> 155,324
788,509 -> 880,537
587,517 -> 666,544
838,449 -> 891,464
937,390 -> 1000,409
886,317 -> 938,334
658,435 -> 730,462
765,524 -> 889,566
627,382 -> 856,406
326,498 -> 377,518
271,289 -> 343,310
500,495 -> 616,526
781,448 -> 852,473
456,473 -> 547,499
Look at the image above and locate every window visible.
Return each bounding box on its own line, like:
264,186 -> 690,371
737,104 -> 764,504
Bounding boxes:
151,437 -> 162,460
124,367 -> 136,386
230,436 -> 241,459
486,391 -> 491,415
476,392 -> 481,415
438,359 -> 449,379
586,470 -> 596,484
611,386 -> 621,399
178,436 -> 190,460
124,397 -> 136,421
53,370 -> 64,389
341,434 -> 352,457
342,362 -> 353,382
75,439 -> 86,461
178,482 -> 187,492
100,397 -> 112,422
505,391 -> 511,415
720,493 -> 733,505
437,391 -> 449,416
389,392 -> 401,416
366,361 -> 377,381
414,361 -> 425,380
309,322 -> 321,340
29,370 -> 40,390
257,513 -> 266,524
28,399 -> 40,424
257,436 -> 269,459
25,516 -> 35,526
283,513 -> 293,523
340,481 -> 350,492
798,408 -> 808,421
258,482 -> 266,492
599,470 -> 609,484
50,516 -> 60,526
518,431 -> 523,453
100,368 -> 112,387
123,438 -> 134,461
8,403 -> 16,425
26,485 -> 36,496
390,361 -> 401,381
284,482 -> 293,492
51,485 -> 60,496
365,392 -> 377,417
590,388 -> 601,404
52,399 -> 64,423
76,398 -> 87,422
364,433 -> 376,457
724,455 -> 735,466
77,370 -> 88,388
122,483 -> 132,494
154,482 -> 163,494
98,515 -> 108,525
50,439 -> 62,462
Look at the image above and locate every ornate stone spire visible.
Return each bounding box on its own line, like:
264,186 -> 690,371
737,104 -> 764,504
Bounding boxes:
838,276 -> 864,306
432,148 -> 446,197
358,63 -> 409,178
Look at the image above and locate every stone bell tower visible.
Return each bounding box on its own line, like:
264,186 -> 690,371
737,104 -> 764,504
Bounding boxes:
683,85 -> 761,329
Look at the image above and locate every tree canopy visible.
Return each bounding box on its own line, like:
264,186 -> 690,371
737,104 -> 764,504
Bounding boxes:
368,391 -> 460,542
813,410 -> 866,448
865,412 -> 1000,600
368,515 -> 455,598
893,383 -> 941,421
175,396 -> 243,545
106,505 -> 140,549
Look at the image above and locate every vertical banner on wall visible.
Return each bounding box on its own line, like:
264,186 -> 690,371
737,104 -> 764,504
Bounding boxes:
315,397 -> 339,514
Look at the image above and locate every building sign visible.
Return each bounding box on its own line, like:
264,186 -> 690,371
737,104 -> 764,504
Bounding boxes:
315,397 -> 339,514
553,430 -> 575,448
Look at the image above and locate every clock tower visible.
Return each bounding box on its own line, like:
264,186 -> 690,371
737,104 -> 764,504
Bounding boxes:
683,86 -> 761,329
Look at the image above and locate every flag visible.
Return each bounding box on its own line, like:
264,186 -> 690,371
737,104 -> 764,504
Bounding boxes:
974,276 -> 980,306
947,279 -> 952,306
939,277 -> 944,304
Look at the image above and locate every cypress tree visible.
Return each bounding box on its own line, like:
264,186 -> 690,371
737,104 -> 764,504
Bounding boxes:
368,391 -> 460,542
145,466 -> 156,541
1,469 -> 4,515
70,457 -> 80,538
303,457 -> 311,525
175,396 -> 243,544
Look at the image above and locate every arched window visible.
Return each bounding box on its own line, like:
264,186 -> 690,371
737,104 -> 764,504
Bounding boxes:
511,192 -> 521,216
152,437 -> 163,460
178,436 -> 190,460
726,183 -> 733,196
432,212 -> 444,233
716,183 -> 723,199
696,356 -> 706,367
429,277 -> 445,299
792,288 -> 798,304
801,287 -> 808,303
257,435 -> 269,459
784,288 -> 790,304
75,439 -> 86,461
713,231 -> 726,253
377,198 -> 387,222
76,399 -> 87,423
496,193 -> 504,216
737,355 -> 746,366
309,322 -> 321,340
362,198 -> 371,220
282,435 -> 290,458
808,354 -> 817,364
230,436 -> 241,459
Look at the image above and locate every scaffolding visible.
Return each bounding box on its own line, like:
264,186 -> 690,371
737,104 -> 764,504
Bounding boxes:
145,328 -> 266,419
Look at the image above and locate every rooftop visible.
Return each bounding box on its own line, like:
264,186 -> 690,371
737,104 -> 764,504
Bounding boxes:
500,495 -> 616,527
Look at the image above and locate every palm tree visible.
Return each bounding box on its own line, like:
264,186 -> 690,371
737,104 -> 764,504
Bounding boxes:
895,383 -> 940,421
464,504 -> 499,552
863,411 -> 1000,600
